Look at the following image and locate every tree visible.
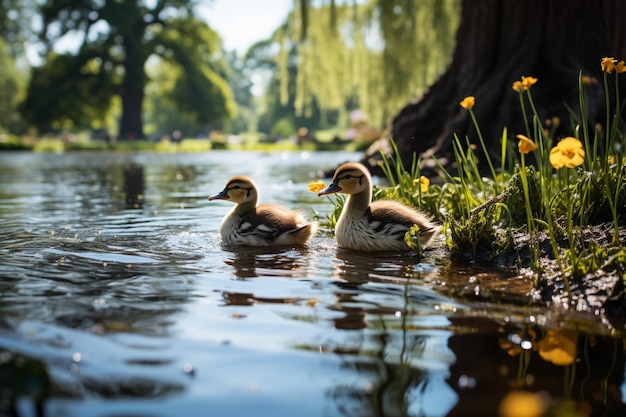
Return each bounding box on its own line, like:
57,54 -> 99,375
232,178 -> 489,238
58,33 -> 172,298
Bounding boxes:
284,0 -> 459,129
0,39 -> 28,133
0,0 -> 36,134
0,0 -> 37,57
21,0 -> 235,139
360,0 -> 626,175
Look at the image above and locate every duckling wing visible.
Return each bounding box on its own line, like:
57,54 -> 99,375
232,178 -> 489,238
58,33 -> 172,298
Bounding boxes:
238,204 -> 307,244
368,200 -> 437,238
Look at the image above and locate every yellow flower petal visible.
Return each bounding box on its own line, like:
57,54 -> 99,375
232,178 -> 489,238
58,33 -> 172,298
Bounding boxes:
308,180 -> 326,193
601,57 -> 617,73
521,76 -> 538,89
536,330 -> 578,366
413,176 -> 430,192
549,137 -> 585,169
460,96 -> 475,110
516,134 -> 537,154
549,147 -> 565,169
512,80 -> 524,93
616,60 -> 626,74
419,176 -> 430,193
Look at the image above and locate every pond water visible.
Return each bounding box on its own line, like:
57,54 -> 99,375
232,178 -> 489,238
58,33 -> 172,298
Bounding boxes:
0,150 -> 624,417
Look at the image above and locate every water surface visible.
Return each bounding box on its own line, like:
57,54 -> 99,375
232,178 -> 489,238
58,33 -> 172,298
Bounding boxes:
0,151 -> 624,416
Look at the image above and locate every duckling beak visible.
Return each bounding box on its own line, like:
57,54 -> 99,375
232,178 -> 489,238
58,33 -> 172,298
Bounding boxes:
208,188 -> 229,201
317,181 -> 341,196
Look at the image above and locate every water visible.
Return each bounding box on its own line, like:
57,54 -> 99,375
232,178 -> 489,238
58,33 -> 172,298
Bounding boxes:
0,151 -> 624,417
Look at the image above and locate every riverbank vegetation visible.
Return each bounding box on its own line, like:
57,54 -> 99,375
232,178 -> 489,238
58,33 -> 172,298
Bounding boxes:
0,128 -> 372,153
313,58 -> 626,315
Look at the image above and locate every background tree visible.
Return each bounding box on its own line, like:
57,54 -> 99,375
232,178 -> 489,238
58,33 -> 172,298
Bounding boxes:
246,38 -> 337,138
0,0 -> 36,57
21,0 -> 235,139
0,39 -> 28,133
0,0 -> 36,134
224,50 -> 255,134
283,0 -> 459,129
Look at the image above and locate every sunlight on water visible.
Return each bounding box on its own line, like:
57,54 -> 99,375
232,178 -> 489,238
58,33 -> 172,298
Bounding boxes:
0,151 -> 624,417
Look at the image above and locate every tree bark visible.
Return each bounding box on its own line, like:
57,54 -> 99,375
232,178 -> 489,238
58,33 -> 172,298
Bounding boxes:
118,23 -> 147,140
360,0 -> 626,176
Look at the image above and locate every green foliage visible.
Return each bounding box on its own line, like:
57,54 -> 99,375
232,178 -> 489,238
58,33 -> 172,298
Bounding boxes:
404,224 -> 423,258
0,0 -> 36,57
247,40 -> 339,135
446,63 -> 626,287
21,0 -> 234,138
445,204 -> 514,262
155,17 -> 236,126
270,117 -> 295,138
20,51 -> 117,132
503,166 -> 542,227
0,39 -> 27,133
283,0 -> 460,127
315,193 -> 346,229
566,241 -> 626,279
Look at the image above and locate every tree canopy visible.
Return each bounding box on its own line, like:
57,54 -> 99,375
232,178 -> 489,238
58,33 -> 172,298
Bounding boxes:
19,0 -> 235,139
279,0 -> 460,127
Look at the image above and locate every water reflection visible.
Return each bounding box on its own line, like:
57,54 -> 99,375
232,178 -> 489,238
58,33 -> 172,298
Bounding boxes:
324,277 -> 457,417
123,164 -> 144,209
222,246 -> 312,280
332,248 -> 427,285
446,317 -> 625,416
0,349 -> 50,417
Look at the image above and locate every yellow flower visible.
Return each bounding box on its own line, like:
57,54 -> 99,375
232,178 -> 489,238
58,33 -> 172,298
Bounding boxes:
511,80 -> 523,93
459,96 -> 475,110
536,330 -> 577,366
521,76 -> 538,89
601,57 -> 617,73
413,176 -> 430,192
549,137 -> 585,169
308,180 -> 326,193
516,134 -> 537,154
616,60 -> 626,73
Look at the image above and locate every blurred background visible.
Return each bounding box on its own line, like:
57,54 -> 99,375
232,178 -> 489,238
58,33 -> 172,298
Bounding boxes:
0,0 -> 459,151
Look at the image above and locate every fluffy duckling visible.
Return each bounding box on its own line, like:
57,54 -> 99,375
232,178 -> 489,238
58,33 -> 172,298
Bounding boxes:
317,162 -> 439,252
209,176 -> 317,247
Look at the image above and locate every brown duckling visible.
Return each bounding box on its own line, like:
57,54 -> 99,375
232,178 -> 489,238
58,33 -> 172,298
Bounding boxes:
317,162 -> 439,251
209,176 -> 317,247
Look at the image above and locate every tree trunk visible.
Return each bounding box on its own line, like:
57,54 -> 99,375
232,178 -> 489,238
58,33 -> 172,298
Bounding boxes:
360,0 -> 626,176
118,30 -> 147,141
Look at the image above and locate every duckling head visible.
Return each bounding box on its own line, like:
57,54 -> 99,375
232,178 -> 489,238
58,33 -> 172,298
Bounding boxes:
208,175 -> 258,205
317,162 -> 371,196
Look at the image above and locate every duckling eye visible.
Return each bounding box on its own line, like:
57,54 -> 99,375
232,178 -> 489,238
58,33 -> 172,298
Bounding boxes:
343,175 -> 352,180
232,186 -> 241,190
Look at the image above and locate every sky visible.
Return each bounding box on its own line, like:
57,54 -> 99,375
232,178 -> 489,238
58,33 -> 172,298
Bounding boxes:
198,0 -> 293,54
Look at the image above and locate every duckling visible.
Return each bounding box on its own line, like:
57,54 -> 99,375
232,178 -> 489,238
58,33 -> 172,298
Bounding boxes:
209,176 -> 317,247
317,162 -> 439,252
